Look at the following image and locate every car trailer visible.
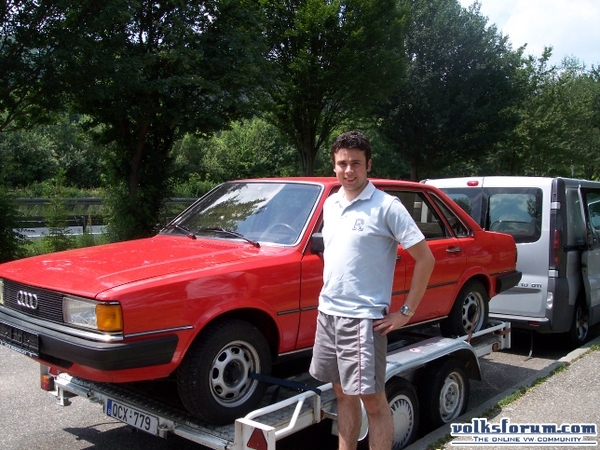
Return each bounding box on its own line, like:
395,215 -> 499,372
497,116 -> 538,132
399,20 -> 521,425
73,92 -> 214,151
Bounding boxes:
43,320 -> 510,450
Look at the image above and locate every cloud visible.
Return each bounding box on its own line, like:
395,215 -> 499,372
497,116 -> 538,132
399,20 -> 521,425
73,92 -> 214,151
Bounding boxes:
459,0 -> 600,66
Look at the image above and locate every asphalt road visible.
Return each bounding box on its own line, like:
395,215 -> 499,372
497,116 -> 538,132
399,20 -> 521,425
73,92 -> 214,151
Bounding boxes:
0,328 -> 596,450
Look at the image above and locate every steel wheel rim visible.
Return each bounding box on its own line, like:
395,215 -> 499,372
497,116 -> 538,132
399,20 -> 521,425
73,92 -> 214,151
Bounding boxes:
209,340 -> 260,407
438,372 -> 466,422
461,290 -> 485,332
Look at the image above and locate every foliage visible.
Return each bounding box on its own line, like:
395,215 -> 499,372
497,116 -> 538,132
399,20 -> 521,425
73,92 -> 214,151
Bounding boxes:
0,189 -> 28,262
485,54 -> 600,178
378,0 -> 525,180
173,118 -> 302,184
0,114 -> 104,189
172,173 -> 218,199
41,172 -> 75,253
0,127 -> 58,187
260,0 -> 407,175
45,0 -> 268,241
0,0 -> 64,132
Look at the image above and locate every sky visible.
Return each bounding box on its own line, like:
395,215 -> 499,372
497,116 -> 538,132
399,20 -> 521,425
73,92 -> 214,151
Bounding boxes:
457,0 -> 600,68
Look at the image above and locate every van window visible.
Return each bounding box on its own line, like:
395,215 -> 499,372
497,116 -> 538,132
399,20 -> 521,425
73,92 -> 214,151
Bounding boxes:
567,189 -> 586,246
586,191 -> 600,231
485,188 -> 542,244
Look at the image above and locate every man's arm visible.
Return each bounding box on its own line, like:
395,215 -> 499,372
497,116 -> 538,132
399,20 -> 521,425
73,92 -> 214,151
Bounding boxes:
373,239 -> 435,335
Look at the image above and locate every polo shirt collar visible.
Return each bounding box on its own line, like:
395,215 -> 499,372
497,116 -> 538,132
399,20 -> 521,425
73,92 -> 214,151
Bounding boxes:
337,181 -> 375,207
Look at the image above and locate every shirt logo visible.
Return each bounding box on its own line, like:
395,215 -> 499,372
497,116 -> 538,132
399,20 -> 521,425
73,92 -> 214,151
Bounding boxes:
352,218 -> 365,231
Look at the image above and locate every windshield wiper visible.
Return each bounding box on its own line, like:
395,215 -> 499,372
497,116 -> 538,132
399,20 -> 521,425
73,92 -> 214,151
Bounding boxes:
162,223 -> 197,239
197,227 -> 260,248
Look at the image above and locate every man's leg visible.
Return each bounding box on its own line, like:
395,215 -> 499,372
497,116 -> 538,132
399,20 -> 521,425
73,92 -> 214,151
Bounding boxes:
361,392 -> 393,450
333,383 -> 362,450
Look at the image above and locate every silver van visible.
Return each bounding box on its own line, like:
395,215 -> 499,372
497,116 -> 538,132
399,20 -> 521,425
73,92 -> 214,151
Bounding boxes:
423,176 -> 600,347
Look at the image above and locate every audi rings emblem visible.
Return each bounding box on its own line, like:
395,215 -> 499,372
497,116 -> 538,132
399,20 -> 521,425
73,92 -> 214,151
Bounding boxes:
17,290 -> 39,310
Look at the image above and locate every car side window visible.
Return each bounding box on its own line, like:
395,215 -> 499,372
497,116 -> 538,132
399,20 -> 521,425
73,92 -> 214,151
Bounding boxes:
431,194 -> 470,237
385,190 -> 447,240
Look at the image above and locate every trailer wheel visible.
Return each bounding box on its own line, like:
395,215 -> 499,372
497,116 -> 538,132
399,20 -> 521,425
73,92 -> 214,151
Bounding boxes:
176,319 -> 271,425
386,378 -> 420,449
568,301 -> 589,347
419,358 -> 469,431
440,280 -> 489,337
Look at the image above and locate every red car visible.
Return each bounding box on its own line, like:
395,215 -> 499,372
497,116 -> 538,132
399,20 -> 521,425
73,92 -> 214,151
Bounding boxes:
0,178 -> 520,424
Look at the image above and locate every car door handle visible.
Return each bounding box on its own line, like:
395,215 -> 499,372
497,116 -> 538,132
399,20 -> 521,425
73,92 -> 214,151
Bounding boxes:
446,246 -> 462,254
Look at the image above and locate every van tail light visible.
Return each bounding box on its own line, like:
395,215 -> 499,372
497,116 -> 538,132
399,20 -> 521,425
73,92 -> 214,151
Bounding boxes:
552,229 -> 561,267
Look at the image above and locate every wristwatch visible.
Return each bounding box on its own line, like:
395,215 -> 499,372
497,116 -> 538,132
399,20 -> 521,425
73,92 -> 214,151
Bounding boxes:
399,305 -> 414,317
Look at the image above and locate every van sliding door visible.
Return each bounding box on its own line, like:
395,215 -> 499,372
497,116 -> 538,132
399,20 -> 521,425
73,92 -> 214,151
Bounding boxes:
580,188 -> 600,324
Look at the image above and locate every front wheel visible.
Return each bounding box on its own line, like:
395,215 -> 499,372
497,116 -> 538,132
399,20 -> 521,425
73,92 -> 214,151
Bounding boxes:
440,280 -> 489,337
176,319 -> 271,425
418,358 -> 469,431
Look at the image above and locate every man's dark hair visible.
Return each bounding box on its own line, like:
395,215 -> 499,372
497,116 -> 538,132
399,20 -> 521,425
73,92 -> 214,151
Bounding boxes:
330,131 -> 372,163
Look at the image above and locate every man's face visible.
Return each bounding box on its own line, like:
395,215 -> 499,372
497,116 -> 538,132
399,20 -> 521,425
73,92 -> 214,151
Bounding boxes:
333,147 -> 372,199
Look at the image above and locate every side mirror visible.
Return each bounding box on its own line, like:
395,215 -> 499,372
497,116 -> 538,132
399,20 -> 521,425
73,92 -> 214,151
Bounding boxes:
311,233 -> 324,254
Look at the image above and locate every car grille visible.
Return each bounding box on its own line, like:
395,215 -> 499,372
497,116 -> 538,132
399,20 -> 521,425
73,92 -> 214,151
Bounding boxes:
2,279 -> 64,324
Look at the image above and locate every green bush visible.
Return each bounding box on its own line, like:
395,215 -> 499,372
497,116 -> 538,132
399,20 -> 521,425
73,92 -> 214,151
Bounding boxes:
0,191 -> 29,263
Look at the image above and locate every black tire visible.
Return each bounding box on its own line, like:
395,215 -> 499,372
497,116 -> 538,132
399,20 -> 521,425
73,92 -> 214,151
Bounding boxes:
440,280 -> 489,337
418,358 -> 469,431
386,378 -> 420,450
568,301 -> 589,347
176,319 -> 271,425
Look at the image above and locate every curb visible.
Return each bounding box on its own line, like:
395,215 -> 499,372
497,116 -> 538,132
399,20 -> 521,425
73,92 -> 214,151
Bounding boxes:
405,334 -> 600,450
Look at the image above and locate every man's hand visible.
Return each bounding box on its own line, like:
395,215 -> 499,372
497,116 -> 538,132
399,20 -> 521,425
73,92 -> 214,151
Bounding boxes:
373,311 -> 411,336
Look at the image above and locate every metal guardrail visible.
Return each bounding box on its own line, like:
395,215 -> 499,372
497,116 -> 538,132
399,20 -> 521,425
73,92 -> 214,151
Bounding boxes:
14,198 -> 197,231
14,198 -> 195,205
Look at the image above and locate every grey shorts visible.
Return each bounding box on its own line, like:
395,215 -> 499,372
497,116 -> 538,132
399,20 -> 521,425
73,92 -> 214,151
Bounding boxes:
309,311 -> 387,395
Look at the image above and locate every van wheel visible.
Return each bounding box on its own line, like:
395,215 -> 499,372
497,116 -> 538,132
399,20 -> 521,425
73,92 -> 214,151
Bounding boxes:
568,302 -> 589,347
176,319 -> 271,425
440,280 -> 489,337
386,378 -> 420,450
418,358 -> 469,432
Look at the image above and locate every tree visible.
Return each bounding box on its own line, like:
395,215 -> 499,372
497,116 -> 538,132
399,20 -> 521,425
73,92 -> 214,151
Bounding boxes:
488,54 -> 600,178
0,0 -> 63,132
260,0 -> 407,175
378,0 -> 524,180
50,0 -> 267,240
0,188 -> 27,262
173,118 -> 300,184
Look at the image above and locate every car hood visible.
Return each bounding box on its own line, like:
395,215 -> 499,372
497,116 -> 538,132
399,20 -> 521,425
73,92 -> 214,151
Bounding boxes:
0,235 -> 274,298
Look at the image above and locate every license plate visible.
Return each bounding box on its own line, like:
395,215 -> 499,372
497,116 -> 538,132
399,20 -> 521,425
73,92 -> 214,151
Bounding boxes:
106,399 -> 159,435
0,321 -> 39,357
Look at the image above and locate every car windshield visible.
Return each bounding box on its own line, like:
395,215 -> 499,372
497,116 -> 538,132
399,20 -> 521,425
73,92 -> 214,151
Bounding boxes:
161,181 -> 322,245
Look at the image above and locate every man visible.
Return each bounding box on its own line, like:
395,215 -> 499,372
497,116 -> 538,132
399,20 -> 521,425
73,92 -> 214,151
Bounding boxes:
309,131 -> 435,450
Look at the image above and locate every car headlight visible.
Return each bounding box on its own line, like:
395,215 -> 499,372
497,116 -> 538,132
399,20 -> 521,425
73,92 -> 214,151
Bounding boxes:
63,296 -> 122,332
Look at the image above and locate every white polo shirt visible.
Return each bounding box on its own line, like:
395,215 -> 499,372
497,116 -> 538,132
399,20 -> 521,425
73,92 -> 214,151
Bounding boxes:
319,181 -> 425,319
